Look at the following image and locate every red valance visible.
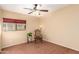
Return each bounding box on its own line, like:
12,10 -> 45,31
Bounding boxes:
3,18 -> 26,24
15,20 -> 26,24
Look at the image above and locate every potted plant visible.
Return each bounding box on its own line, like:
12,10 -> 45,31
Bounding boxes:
27,32 -> 32,42
27,32 -> 32,37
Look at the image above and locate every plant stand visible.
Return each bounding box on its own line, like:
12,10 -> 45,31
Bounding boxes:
27,36 -> 32,43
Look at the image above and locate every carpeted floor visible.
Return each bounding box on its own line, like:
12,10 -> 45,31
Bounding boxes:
2,41 -> 79,54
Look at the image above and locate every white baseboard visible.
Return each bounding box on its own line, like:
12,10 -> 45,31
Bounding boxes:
2,41 -> 27,49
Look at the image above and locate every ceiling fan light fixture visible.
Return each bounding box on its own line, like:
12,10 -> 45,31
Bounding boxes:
24,4 -> 48,15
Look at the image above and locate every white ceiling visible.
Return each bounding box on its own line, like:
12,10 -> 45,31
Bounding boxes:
0,4 -> 68,16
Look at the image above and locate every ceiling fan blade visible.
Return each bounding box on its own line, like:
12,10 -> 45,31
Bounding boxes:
28,12 -> 33,14
39,10 -> 48,12
24,8 -> 33,10
28,11 -> 35,14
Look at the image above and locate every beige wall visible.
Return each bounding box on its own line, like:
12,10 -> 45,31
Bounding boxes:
2,10 -> 39,48
40,5 -> 79,51
0,9 -> 3,51
0,20 -> 1,51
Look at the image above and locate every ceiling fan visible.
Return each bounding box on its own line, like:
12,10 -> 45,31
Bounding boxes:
24,4 -> 48,14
